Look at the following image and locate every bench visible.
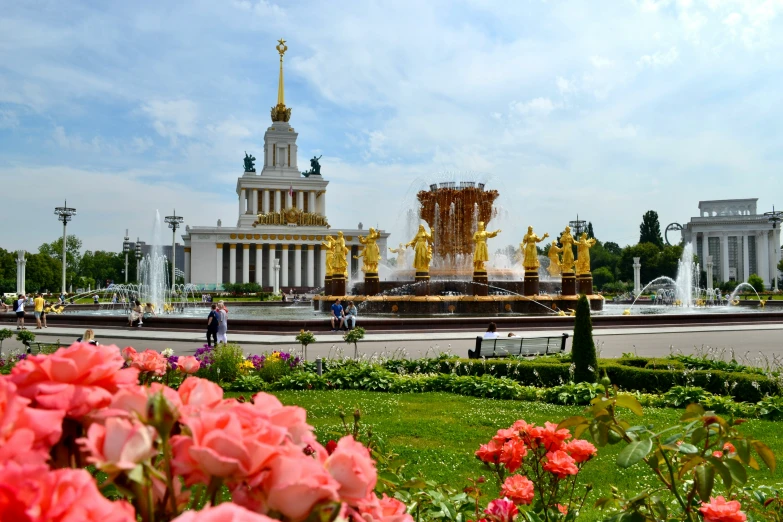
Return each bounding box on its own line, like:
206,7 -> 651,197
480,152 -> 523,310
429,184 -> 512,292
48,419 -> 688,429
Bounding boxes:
468,333 -> 569,359
27,341 -> 63,354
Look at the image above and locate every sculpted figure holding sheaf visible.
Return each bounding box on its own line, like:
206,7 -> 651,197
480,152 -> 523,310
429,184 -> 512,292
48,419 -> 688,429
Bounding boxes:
472,221 -> 501,272
521,226 -> 549,271
406,224 -> 434,273
559,226 -> 575,273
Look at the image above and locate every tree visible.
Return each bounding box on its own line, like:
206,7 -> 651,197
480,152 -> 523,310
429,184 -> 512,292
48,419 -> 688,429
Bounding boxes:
79,250 -> 124,287
572,295 -> 597,383
657,244 -> 684,280
747,274 -> 765,294
639,211 -> 664,249
619,243 -> 661,283
592,266 -> 614,289
778,258 -> 783,274
603,242 -> 622,257
39,235 -> 83,289
586,222 -> 595,239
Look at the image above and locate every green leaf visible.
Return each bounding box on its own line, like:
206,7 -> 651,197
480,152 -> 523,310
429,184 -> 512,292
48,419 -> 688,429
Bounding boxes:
617,439 -> 653,469
694,464 -> 715,501
734,439 -> 751,465
681,403 -> 705,420
615,394 -> 643,416
678,443 -> 699,455
558,416 -> 589,431
706,456 -> 733,489
752,440 -> 776,473
723,458 -> 747,486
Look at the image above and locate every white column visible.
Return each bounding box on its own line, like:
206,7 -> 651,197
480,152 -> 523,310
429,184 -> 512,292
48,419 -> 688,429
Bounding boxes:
296,191 -> 304,211
759,231 -> 770,288
632,257 -> 641,296
242,244 -> 250,283
184,248 -> 191,283
773,228 -> 781,291
720,234 -> 729,282
263,189 -> 270,213
320,246 -> 327,286
743,234 -> 750,281
251,189 -> 258,215
239,189 -> 246,216
268,245 -> 276,288
229,245 -> 237,284
274,190 -> 281,212
706,256 -> 714,290
294,245 -> 302,286
701,232 -> 709,267
286,189 -> 293,209
216,244 -> 223,286
308,191 -> 316,213
307,245 -> 315,287
281,245 -> 289,287
255,245 -> 263,285
16,250 -> 26,295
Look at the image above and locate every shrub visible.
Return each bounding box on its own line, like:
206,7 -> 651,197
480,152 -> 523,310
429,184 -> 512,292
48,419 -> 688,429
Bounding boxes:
571,295 -> 597,383
592,266 -> 614,289
200,343 -> 245,383
748,273 -> 765,293
0,328 -> 12,355
16,329 -> 35,348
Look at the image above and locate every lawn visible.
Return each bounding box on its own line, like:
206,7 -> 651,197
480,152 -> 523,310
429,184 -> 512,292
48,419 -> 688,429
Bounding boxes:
272,390 -> 783,522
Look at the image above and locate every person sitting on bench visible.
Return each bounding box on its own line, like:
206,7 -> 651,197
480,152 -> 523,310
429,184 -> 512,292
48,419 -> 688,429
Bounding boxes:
344,300 -> 358,330
330,298 -> 345,331
484,322 -> 499,339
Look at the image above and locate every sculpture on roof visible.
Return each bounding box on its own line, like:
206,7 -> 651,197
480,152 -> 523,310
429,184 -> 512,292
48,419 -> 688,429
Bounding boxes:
243,152 -> 256,172
301,155 -> 322,177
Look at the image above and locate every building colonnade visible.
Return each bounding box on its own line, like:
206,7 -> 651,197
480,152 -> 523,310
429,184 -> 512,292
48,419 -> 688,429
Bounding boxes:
237,188 -> 324,216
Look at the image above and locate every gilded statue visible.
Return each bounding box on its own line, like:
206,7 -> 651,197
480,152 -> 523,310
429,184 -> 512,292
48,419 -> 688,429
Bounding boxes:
388,243 -> 408,267
547,241 -> 563,277
559,226 -> 575,273
321,235 -> 335,277
253,207 -> 329,227
358,227 -> 381,273
331,231 -> 350,278
472,221 -> 501,272
521,226 -> 549,271
406,224 -> 434,273
575,232 -> 597,276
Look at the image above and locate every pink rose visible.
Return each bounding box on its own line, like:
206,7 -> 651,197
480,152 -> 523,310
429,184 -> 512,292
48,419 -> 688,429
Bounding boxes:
379,494 -> 413,522
484,498 -> 518,522
102,383 -> 183,423
543,450 -> 579,478
324,435 -> 377,503
0,378 -> 64,466
178,377 -> 224,412
500,475 -> 534,505
10,342 -> 139,418
251,392 -> 314,446
172,503 -> 278,522
563,439 -> 597,463
699,496 -> 747,522
77,417 -> 157,473
0,462 -> 136,522
498,439 -> 527,473
121,346 -> 137,362
353,491 -> 413,522
131,349 -> 167,376
178,356 -> 201,374
536,422 -> 572,452
262,446 -> 340,521
475,440 -> 503,464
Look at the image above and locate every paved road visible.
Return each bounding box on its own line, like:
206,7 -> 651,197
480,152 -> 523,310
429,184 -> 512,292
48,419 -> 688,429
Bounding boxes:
3,323 -> 782,366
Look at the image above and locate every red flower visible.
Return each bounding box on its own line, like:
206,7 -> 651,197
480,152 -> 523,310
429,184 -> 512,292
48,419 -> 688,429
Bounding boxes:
563,439 -> 597,463
326,440 -> 338,455
500,475 -> 534,505
542,450 -> 579,478
699,496 -> 746,522
484,498 -> 518,522
537,422 -> 572,452
499,440 -> 527,473
475,440 -> 503,464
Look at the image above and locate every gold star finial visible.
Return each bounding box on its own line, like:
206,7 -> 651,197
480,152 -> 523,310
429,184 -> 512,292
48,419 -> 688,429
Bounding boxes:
271,38 -> 292,122
276,38 -> 288,58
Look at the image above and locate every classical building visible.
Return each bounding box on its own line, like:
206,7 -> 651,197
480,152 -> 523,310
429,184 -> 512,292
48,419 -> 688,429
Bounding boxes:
182,40 -> 388,290
682,199 -> 781,287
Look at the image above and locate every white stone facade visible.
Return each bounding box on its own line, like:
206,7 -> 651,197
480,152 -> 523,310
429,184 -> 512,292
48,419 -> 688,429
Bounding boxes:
682,199 -> 781,288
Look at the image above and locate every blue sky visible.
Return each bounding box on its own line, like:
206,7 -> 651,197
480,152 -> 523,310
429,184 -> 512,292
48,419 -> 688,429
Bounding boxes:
2,0 -> 783,252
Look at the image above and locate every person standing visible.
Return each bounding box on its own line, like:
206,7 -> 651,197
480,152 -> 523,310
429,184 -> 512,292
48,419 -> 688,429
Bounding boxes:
33,293 -> 44,329
206,304 -> 219,347
42,300 -> 50,328
15,294 -> 26,330
217,302 -> 228,344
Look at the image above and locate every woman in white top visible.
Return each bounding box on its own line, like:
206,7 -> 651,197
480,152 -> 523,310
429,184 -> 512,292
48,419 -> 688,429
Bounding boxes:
483,322 -> 499,339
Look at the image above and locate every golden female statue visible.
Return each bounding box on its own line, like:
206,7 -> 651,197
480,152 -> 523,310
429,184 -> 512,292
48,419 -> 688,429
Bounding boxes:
388,243 -> 408,267
321,235 -> 335,276
559,226 -> 575,273
406,224 -> 434,272
547,241 -> 563,277
472,221 -> 501,272
575,232 -> 597,275
332,231 -> 350,277
358,228 -> 381,273
521,226 -> 549,271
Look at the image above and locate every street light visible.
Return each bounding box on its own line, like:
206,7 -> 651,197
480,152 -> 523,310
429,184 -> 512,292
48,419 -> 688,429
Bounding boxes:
135,239 -> 142,282
54,201 -> 77,295
164,210 -> 184,291
122,229 -> 131,284
569,214 -> 587,237
765,206 -> 783,292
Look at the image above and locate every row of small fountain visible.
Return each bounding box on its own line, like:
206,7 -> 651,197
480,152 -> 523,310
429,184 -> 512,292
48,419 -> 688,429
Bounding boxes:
314,181 -> 605,315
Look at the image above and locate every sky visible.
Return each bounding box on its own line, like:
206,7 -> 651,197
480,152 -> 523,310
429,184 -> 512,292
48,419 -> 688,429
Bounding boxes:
2,0 -> 783,253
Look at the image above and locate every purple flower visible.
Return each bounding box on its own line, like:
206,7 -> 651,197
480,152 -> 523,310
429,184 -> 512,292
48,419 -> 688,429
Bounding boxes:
16,354 -> 27,361
167,355 -> 179,370
248,354 -> 265,369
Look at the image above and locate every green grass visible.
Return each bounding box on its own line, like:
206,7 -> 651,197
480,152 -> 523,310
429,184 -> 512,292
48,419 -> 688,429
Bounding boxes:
270,390 -> 783,522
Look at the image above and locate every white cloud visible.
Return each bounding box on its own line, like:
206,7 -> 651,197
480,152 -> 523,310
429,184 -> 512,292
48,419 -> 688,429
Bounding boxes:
0,110 -> 19,129
637,47 -> 680,67
509,97 -> 556,117
590,56 -> 615,68
141,99 -> 198,141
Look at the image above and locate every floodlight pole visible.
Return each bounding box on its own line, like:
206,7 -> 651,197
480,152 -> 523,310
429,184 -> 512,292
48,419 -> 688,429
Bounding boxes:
54,201 -> 77,296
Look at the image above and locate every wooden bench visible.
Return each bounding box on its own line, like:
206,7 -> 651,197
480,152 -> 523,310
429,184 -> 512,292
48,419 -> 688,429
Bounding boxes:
27,341 -> 63,354
468,333 -> 569,359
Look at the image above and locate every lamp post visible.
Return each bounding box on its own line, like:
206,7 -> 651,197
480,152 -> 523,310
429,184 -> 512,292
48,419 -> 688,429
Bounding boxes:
765,206 -> 783,292
54,201 -> 77,296
569,214 -> 587,237
122,230 -> 131,284
135,239 -> 142,283
164,210 -> 184,291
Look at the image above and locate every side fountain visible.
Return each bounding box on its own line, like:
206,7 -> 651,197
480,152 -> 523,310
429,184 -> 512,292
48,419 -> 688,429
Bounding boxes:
314,181 -> 604,315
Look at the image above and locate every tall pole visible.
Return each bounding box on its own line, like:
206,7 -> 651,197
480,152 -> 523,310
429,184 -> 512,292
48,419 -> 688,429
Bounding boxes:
135,239 -> 142,283
164,210 -> 184,292
123,229 -> 130,284
54,201 -> 77,296
765,206 -> 782,292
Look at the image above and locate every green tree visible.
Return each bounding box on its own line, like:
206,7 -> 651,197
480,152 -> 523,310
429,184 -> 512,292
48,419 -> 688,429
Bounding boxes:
39,235 -> 83,288
572,295 -> 597,383
586,222 -> 595,239
619,243 -> 661,283
747,273 -> 765,294
592,266 -> 614,289
590,241 -> 622,277
778,258 -> 783,274
639,211 -> 664,249
0,248 -> 16,293
79,250 -> 125,287
657,244 -> 684,280
24,253 -> 61,293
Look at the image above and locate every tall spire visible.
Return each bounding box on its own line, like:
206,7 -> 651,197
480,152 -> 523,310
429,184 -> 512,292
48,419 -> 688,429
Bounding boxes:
271,38 -> 292,122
